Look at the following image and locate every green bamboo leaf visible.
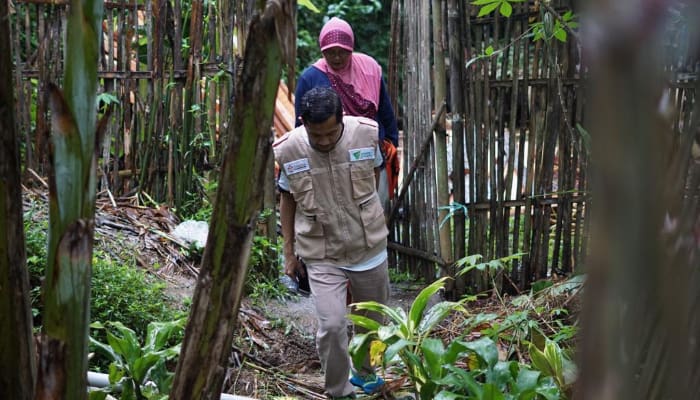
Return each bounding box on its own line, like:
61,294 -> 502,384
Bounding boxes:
499,1 -> 513,17
472,0 -> 500,5
478,1 -> 501,17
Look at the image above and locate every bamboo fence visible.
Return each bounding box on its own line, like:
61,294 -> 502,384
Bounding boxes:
9,0 -> 697,295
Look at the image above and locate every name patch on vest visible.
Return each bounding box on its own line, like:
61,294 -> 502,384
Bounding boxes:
349,147 -> 375,162
283,158 -> 310,175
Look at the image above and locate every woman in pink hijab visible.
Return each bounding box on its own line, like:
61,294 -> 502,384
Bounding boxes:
294,17 -> 399,149
294,17 -> 401,209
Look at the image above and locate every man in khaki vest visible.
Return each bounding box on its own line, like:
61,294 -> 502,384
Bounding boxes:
274,87 -> 389,399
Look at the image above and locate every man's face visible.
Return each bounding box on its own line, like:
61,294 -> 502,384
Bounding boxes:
322,47 -> 352,71
305,115 -> 342,153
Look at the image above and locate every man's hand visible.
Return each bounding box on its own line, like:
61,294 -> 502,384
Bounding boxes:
284,254 -> 304,282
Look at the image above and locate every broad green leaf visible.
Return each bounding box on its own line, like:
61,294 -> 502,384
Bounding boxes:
528,343 -> 555,378
384,339 -> 415,363
534,377 -> 561,400
482,383 -> 506,400
108,362 -> 125,384
443,340 -> 469,365
89,336 -> 121,364
419,380 -> 440,399
377,324 -> 404,341
464,337 -> 499,368
435,391 -> 463,400
514,368 -> 541,392
408,277 -> 449,332
417,301 -> 465,335
349,333 -> 373,368
472,0 -> 500,5
486,361 -> 516,390
88,390 -> 108,400
106,329 -> 141,367
144,318 -> 185,352
499,1 -> 513,17
544,341 -> 563,380
421,338 -> 446,379
554,28 -> 567,42
348,314 -> 383,331
353,301 -> 407,327
478,2 -> 502,17
132,352 -> 163,383
485,45 -> 495,56
442,364 -> 482,394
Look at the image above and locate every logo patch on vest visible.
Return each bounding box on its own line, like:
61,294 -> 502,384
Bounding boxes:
283,158 -> 310,175
349,147 -> 375,162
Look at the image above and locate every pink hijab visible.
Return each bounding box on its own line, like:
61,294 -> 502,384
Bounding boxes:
313,17 -> 382,118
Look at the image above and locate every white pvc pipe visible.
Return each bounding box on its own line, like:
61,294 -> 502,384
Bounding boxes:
87,371 -> 256,400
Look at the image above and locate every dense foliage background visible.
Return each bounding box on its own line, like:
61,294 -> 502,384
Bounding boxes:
296,0 -> 393,78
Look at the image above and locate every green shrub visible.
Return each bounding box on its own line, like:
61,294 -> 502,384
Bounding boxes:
91,250 -> 181,338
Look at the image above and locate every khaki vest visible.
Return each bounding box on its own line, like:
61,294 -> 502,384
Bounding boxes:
274,116 -> 388,266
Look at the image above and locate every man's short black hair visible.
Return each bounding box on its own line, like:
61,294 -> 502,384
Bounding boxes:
299,87 -> 343,124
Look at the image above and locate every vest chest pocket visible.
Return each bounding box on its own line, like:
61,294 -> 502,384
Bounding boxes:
289,173 -> 316,210
350,164 -> 375,199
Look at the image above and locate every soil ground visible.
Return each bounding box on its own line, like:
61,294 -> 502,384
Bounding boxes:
152,252 -> 426,400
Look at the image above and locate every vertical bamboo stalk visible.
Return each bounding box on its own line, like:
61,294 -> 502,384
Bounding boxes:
447,0 -> 466,292
0,0 -> 36,396
36,0 -> 104,396
432,0 -> 453,276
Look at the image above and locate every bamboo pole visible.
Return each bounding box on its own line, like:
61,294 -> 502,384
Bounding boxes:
432,0 -> 453,277
0,0 -> 36,396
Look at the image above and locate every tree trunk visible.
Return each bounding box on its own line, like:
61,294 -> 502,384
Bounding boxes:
169,1 -> 294,398
35,0 -> 103,397
0,0 -> 36,396
579,1 -> 699,399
